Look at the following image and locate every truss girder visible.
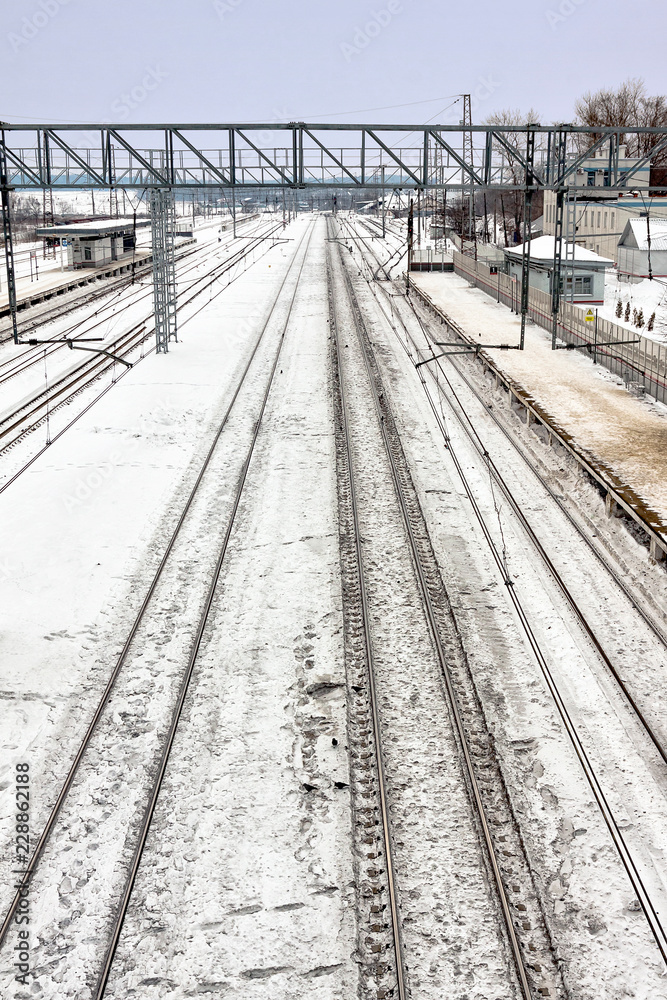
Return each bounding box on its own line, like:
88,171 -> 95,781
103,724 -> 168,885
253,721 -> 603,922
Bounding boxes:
364,130 -> 421,186
429,129 -> 483,188
615,134 -> 667,188
1,124 -> 667,192
489,131 -> 545,187
44,130 -> 106,186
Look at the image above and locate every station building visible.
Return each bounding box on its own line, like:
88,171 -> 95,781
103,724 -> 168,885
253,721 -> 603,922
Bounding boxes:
504,236 -> 613,304
34,219 -> 145,269
617,218 -> 667,281
542,143 -> 667,262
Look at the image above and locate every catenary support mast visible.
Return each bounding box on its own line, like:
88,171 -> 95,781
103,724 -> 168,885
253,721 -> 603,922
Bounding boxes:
150,188 -> 178,353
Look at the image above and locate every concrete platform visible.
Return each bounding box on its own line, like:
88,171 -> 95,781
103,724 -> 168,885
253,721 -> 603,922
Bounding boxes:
410,270 -> 667,557
0,249 -> 155,317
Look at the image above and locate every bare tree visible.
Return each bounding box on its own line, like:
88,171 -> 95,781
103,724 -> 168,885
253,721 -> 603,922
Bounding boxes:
484,108 -> 544,244
575,78 -> 667,185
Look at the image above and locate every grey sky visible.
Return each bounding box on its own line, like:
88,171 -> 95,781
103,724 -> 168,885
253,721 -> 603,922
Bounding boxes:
3,0 -> 666,127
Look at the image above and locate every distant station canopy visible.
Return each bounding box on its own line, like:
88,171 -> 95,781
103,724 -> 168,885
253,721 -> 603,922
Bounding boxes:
34,219 -> 143,269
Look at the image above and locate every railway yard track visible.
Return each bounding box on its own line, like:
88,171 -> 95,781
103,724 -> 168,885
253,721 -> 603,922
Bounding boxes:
328,220 -> 562,998
2,215 -> 667,997
0,216 -> 260,345
0,220 -> 315,996
335,214 -> 667,984
0,218 -> 284,489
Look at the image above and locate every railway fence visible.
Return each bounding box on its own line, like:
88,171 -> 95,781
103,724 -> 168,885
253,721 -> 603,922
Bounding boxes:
452,250 -> 667,405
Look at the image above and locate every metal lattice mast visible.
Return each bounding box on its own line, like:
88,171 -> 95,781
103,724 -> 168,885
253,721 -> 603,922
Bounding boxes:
0,134 -> 18,344
461,95 -> 477,258
519,126 -> 537,351
551,128 -> 568,349
150,188 -> 178,354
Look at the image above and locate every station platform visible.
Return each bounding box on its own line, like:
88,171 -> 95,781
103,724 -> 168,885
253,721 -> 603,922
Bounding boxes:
0,248 -> 155,318
409,271 -> 667,556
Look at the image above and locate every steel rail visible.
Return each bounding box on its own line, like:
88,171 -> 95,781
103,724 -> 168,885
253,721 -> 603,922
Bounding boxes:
0,222 -> 284,497
0,213 -> 264,346
326,229 -> 408,1000
0,217 -> 275,381
0,221 -> 314,955
340,216 -> 667,966
0,231 -> 240,390
346,218 -> 667,749
346,215 -> 667,649
94,219 -> 316,998
330,219 -> 534,999
0,223 -> 283,453
0,225 -> 241,375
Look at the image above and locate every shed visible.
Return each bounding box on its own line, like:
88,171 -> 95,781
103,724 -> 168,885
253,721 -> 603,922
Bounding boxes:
617,218 -> 667,281
34,219 -> 145,269
504,235 -> 613,304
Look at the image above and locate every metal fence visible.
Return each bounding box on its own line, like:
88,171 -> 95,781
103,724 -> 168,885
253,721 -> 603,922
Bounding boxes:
410,248 -> 453,271
452,251 -> 667,404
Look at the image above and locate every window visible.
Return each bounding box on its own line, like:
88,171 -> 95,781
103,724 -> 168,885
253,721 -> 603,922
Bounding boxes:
562,275 -> 592,296
597,212 -> 601,227
604,212 -> 607,228
84,246 -> 92,261
587,171 -> 596,186
611,212 -> 615,229
584,211 -> 588,227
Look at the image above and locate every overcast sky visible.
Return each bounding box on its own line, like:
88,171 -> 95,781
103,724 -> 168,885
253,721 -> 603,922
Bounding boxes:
2,0 -> 666,127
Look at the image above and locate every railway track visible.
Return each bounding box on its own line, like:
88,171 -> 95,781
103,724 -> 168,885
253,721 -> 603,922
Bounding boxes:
338,214 -> 667,970
344,216 -> 667,729
0,216 -> 275,388
0,221 -> 284,464
0,214 -> 261,345
0,221 -> 315,997
327,218 -> 564,998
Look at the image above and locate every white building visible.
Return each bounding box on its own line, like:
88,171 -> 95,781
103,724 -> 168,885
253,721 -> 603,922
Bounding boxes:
35,220 -> 140,269
542,144 -> 667,262
617,218 -> 667,281
504,236 -> 613,304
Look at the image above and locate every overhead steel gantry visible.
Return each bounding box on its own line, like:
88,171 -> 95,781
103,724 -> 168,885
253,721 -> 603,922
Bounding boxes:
2,122 -> 667,191
3,122 -> 667,349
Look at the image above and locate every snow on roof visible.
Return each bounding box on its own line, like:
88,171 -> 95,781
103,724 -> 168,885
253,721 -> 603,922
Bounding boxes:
505,235 -> 614,266
620,218 -> 667,251
35,219 -> 139,237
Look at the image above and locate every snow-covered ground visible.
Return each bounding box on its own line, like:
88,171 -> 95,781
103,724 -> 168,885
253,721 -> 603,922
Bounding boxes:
343,226 -> 667,995
2,217 -> 667,997
411,270 -> 667,523
601,269 -> 667,343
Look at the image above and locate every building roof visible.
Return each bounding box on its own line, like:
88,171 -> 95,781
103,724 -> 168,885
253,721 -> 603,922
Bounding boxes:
618,218 -> 667,251
505,235 -> 614,266
35,219 -> 140,237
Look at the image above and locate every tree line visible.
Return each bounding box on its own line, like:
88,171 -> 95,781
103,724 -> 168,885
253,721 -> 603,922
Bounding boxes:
443,79 -> 667,246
